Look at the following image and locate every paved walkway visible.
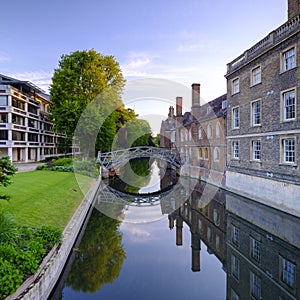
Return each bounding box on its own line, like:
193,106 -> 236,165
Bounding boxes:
14,162 -> 43,173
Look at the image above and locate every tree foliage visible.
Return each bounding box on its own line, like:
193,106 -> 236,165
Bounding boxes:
0,156 -> 17,200
49,49 -> 125,144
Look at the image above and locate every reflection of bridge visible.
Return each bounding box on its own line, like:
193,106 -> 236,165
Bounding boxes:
96,147 -> 182,170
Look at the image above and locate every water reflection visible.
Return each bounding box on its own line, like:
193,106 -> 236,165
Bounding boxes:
51,165 -> 300,300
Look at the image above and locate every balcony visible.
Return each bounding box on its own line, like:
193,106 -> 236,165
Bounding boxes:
226,14 -> 300,75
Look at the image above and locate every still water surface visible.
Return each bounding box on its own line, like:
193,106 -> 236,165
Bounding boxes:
50,159 -> 300,300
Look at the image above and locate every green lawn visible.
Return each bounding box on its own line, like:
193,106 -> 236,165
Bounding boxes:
0,171 -> 94,229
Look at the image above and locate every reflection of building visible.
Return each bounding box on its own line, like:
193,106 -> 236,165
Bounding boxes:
225,0 -> 300,212
160,84 -> 227,186
0,74 -> 71,162
226,193 -> 300,300
168,181 -> 227,272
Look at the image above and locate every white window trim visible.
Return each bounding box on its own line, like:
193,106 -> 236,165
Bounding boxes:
251,99 -> 262,127
250,65 -> 262,86
280,136 -> 297,166
280,45 -> 297,73
281,87 -> 297,122
251,139 -> 262,162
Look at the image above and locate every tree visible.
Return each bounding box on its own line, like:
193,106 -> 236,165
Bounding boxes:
49,49 -> 125,147
0,156 -> 17,200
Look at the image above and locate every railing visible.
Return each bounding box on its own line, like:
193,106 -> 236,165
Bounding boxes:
97,146 -> 183,170
227,14 -> 300,74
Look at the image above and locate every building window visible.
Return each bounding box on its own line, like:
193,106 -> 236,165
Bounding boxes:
232,78 -> 240,94
232,225 -> 239,246
0,95 -> 8,106
198,148 -> 203,158
222,100 -> 227,109
204,148 -> 209,160
252,140 -> 261,161
216,122 -> 221,138
171,131 -> 176,142
251,66 -> 261,86
282,89 -> 296,121
232,254 -> 240,280
281,257 -> 296,289
214,147 -> 220,161
282,47 -> 296,72
250,272 -> 261,299
250,238 -> 261,262
12,114 -> 25,126
0,113 -> 8,123
281,138 -> 296,164
232,107 -> 239,128
231,289 -> 239,300
207,124 -> 212,139
252,100 -> 261,126
207,227 -> 212,243
232,141 -> 239,159
198,127 -> 202,140
0,130 -> 8,140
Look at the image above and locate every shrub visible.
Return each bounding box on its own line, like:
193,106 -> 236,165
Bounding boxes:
0,258 -> 23,299
52,157 -> 73,167
0,210 -> 19,243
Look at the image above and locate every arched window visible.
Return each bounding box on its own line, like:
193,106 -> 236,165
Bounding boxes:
207,124 -> 212,139
216,122 -> 221,138
214,147 -> 220,161
198,127 -> 202,139
204,148 -> 208,159
198,148 -> 203,158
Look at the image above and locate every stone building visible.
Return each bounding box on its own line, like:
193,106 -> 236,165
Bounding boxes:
160,84 -> 227,186
225,0 -> 300,213
0,74 -> 71,162
226,193 -> 300,300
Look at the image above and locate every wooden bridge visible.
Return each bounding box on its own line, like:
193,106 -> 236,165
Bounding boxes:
96,146 -> 182,170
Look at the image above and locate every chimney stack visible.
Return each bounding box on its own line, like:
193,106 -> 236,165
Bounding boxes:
168,106 -> 174,118
176,96 -> 183,116
288,0 -> 300,19
191,83 -> 201,119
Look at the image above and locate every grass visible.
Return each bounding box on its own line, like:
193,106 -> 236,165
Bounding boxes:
0,170 -> 94,229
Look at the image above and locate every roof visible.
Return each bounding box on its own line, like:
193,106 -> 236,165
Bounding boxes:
0,73 -> 47,96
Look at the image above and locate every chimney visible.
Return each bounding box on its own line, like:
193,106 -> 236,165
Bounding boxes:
288,0 -> 300,19
176,96 -> 183,116
168,106 -> 174,118
191,83 -> 201,119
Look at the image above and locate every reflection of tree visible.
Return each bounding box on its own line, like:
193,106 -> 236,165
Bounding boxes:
66,209 -> 126,293
110,158 -> 153,194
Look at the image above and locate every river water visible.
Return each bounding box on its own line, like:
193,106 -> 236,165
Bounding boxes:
50,159 -> 300,300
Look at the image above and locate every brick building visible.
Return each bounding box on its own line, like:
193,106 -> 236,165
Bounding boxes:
0,74 -> 71,162
160,84 -> 227,186
225,0 -> 300,213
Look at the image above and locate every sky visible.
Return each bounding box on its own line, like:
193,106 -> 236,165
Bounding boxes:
0,0 -> 287,129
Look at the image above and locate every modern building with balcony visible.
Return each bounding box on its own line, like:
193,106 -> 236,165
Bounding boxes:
0,74 -> 68,162
225,0 -> 300,214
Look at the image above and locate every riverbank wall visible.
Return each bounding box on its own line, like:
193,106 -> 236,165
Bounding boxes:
6,176 -> 101,300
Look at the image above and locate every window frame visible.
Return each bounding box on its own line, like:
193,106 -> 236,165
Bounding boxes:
250,272 -> 261,300
281,88 -> 296,122
281,46 -> 296,73
231,254 -> 240,280
251,99 -> 261,126
250,237 -> 261,262
251,139 -> 262,161
231,224 -> 239,246
280,256 -> 296,289
232,141 -> 239,160
251,65 -> 261,86
280,137 -> 296,165
232,77 -> 240,95
232,106 -> 240,129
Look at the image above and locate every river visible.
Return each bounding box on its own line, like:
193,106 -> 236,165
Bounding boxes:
50,158 -> 300,300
